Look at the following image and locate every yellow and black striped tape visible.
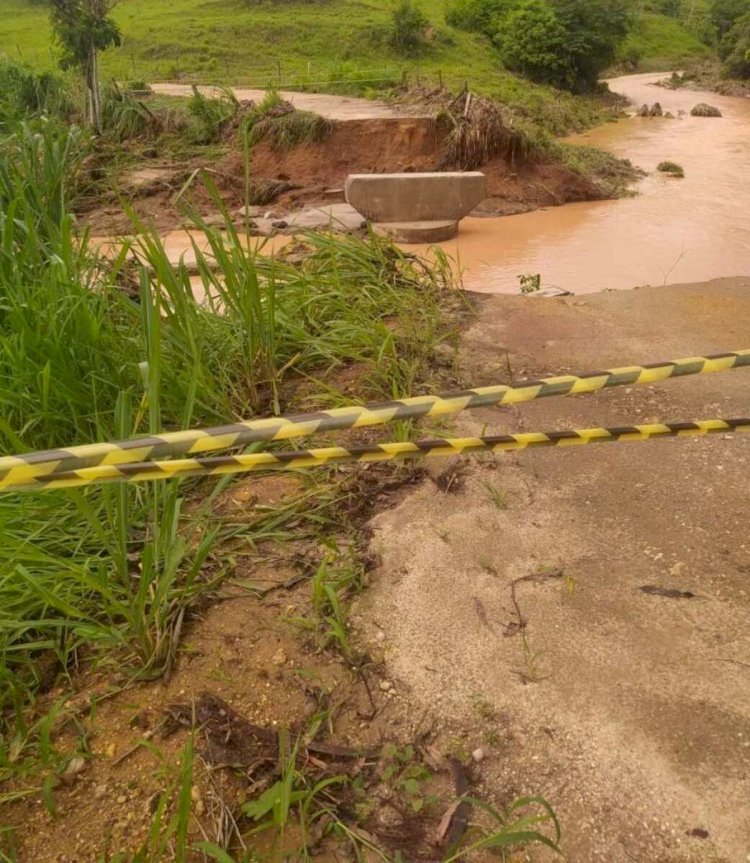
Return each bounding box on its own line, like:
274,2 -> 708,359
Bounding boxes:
1,349 -> 748,488
7,418 -> 749,492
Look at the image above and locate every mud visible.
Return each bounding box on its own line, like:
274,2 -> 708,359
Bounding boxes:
356,276 -> 750,863
447,73 -> 750,293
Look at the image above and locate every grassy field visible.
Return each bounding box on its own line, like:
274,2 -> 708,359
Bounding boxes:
0,0 -> 712,137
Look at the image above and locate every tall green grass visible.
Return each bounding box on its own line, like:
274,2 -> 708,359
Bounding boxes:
0,60 -> 72,132
0,120 -> 453,786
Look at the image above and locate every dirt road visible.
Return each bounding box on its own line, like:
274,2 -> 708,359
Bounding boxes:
150,83 -> 427,121
356,277 -> 750,863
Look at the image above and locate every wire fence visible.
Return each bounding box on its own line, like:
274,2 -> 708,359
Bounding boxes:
10,42 -> 451,95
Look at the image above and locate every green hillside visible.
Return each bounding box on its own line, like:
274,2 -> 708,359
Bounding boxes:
619,10 -> 714,70
0,0 -> 719,134
3,0 -> 540,89
1,0 -> 623,133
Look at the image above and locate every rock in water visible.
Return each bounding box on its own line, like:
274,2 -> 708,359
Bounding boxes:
690,103 -> 722,118
649,102 -> 663,117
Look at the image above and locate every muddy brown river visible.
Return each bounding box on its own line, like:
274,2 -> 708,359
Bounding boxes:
439,72 -> 750,294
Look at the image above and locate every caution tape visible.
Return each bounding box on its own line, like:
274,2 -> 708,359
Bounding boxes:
7,419 -> 749,492
1,350 -> 748,488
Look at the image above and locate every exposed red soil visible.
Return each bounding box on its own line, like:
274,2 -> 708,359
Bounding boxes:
230,117 -> 602,215
82,117 -> 604,234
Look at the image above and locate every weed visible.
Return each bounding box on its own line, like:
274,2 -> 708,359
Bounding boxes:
0,120 -> 454,785
470,692 -> 499,723
241,736 -> 347,861
479,479 -> 508,509
100,81 -> 164,140
381,743 -> 437,813
444,794 -> 562,860
0,59 -> 72,131
478,554 -> 498,576
301,551 -> 363,658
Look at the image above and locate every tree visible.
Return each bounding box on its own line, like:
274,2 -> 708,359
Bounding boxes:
721,9 -> 750,75
551,0 -> 629,92
49,0 -> 121,132
390,0 -> 430,56
710,0 -> 750,39
496,0 -> 628,93
496,1 -> 572,88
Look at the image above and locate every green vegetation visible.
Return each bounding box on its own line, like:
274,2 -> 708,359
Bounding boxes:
718,8 -> 750,78
186,83 -> 237,142
445,0 -> 631,92
0,0 -> 623,137
617,10 -> 714,70
657,159 -> 685,175
0,116 -> 456,783
501,0 -> 630,93
0,59 -> 73,132
390,0 -> 430,57
49,0 -> 122,131
248,108 -> 333,152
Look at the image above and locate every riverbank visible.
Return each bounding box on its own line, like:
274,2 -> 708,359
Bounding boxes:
440,71 -> 750,293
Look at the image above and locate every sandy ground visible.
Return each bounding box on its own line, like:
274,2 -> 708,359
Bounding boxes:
355,276 -> 750,863
150,83 -> 427,121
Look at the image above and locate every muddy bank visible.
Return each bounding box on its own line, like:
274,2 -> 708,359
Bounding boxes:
355,276 -> 750,863
234,117 -> 601,215
83,115 -> 607,234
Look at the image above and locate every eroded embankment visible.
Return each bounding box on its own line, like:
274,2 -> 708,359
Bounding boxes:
86,115 -> 609,234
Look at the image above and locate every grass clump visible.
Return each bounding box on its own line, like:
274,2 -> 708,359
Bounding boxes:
657,159 -> 685,176
0,59 -> 72,132
187,84 -> 238,143
100,81 -> 165,141
556,141 -> 641,196
248,108 -> 333,151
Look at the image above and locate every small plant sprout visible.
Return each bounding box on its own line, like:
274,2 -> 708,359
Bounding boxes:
480,479 -> 508,509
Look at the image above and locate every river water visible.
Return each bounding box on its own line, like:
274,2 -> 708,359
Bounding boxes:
433,72 -> 750,294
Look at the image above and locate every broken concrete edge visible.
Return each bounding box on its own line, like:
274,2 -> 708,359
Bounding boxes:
345,172 -> 486,223
372,220 -> 459,243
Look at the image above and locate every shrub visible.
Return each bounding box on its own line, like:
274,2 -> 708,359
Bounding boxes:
720,11 -> 750,78
496,0 -> 629,93
390,0 -> 429,56
445,0 -> 516,36
497,1 -> 572,88
711,0 -> 749,40
0,59 -> 72,131
657,160 -> 685,176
